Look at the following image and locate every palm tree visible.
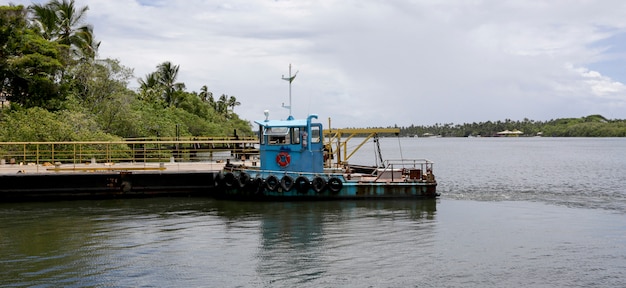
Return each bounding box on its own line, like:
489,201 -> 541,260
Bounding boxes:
199,85 -> 208,101
227,95 -> 240,114
29,2 -> 57,40
156,61 -> 185,107
217,94 -> 228,115
138,72 -> 159,92
73,25 -> 100,60
29,0 -> 99,61
199,85 -> 211,102
52,0 -> 88,44
199,85 -> 218,111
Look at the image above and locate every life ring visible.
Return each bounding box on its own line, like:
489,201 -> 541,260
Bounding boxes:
276,152 -> 291,167
223,172 -> 236,188
311,176 -> 326,193
280,175 -> 294,192
265,175 -> 279,191
294,176 -> 311,194
327,177 -> 343,194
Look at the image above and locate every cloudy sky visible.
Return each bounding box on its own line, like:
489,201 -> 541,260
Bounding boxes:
9,0 -> 626,127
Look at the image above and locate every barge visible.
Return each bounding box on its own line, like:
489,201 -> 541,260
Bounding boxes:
0,164 -> 217,202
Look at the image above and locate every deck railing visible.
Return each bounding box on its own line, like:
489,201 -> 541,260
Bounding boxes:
376,159 -> 436,182
0,137 -> 258,165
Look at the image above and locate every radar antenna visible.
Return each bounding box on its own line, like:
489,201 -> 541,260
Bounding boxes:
281,64 -> 298,120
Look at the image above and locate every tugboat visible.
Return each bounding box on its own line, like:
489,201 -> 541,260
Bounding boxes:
217,66 -> 438,200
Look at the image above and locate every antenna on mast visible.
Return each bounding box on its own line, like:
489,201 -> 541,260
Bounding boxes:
281,64 -> 298,120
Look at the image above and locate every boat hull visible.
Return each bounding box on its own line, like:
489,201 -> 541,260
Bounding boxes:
214,171 -> 438,200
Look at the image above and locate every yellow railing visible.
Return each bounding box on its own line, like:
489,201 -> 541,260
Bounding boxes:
0,139 -> 258,165
324,128 -> 400,167
0,129 -> 398,166
123,136 -> 258,142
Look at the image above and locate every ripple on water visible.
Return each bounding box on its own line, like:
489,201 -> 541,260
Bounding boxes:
1,188 -> 624,287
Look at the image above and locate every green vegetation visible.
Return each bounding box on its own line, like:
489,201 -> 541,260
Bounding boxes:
399,115 -> 626,137
0,1 -> 252,142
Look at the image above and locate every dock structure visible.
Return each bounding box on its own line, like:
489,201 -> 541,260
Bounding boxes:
0,161 -> 259,202
0,138 -> 258,202
0,137 -> 258,165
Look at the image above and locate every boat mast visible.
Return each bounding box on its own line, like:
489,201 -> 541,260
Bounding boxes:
281,64 -> 298,120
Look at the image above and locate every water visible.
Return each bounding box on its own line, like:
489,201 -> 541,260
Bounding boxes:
1,138 -> 625,287
352,137 -> 626,211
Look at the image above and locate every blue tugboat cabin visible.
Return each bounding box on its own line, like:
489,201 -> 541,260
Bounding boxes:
256,114 -> 324,174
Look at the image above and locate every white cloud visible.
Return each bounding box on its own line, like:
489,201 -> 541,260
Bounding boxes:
576,67 -> 625,97
9,0 -> 626,126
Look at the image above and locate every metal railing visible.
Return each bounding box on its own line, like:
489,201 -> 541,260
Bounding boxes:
0,138 -> 259,165
375,159 -> 436,182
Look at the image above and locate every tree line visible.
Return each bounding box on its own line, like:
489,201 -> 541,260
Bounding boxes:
398,114 -> 626,137
0,1 -> 252,143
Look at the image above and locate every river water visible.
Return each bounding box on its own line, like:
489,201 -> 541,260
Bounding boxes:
1,138 -> 624,287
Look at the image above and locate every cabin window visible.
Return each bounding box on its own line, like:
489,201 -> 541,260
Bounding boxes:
258,127 -> 265,145
262,126 -> 309,145
265,127 -> 289,144
292,127 -> 301,144
311,125 -> 321,143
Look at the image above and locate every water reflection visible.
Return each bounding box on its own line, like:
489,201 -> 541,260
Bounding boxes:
208,199 -> 437,221
219,200 -> 437,286
0,198 -> 437,287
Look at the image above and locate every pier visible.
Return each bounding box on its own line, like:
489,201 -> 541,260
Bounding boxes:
0,136 -> 258,165
0,138 -> 257,201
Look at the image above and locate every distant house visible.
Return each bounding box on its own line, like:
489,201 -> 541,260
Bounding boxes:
497,130 -> 523,137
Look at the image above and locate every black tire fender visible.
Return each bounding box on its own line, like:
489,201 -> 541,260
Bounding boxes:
294,176 -> 311,194
224,172 -> 236,188
280,175 -> 295,192
265,175 -> 279,191
327,177 -> 343,194
311,176 -> 326,193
